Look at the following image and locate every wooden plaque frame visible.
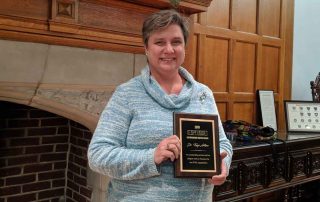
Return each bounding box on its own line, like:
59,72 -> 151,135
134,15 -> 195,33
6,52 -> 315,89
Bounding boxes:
173,112 -> 221,178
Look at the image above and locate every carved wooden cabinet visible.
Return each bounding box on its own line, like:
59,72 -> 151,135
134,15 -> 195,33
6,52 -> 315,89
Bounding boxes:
213,135 -> 320,201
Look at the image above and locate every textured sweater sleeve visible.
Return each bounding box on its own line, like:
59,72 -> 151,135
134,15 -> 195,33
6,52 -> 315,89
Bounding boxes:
87,86 -> 160,180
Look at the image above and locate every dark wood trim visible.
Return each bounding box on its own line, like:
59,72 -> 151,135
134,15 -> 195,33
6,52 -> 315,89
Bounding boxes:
0,0 -> 212,53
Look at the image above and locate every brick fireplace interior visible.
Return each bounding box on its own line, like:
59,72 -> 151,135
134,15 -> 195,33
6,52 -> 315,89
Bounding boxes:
0,101 -> 92,202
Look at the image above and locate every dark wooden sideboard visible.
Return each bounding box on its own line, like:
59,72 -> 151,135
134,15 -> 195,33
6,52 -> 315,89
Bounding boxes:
213,133 -> 320,201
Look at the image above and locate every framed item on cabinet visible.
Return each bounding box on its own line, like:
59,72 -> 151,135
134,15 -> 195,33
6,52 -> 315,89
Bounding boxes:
284,100 -> 320,132
257,90 -> 277,131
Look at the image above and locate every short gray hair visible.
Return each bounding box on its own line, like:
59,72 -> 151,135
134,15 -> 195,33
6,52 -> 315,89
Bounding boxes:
142,9 -> 190,46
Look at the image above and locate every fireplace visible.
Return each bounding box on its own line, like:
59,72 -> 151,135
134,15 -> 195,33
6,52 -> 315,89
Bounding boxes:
0,39 -> 147,201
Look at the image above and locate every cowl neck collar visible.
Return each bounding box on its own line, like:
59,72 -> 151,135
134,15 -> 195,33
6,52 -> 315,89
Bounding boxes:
141,66 -> 195,109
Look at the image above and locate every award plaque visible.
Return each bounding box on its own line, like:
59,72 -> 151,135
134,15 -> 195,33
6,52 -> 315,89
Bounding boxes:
173,112 -> 221,178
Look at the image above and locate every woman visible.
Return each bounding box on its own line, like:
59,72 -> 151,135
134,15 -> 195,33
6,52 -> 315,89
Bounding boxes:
88,9 -> 233,201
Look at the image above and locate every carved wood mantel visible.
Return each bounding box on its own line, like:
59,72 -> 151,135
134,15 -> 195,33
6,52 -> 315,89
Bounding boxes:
0,0 -> 212,53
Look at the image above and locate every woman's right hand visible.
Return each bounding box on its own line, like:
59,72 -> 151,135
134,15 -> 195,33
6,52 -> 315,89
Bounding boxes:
154,135 -> 181,165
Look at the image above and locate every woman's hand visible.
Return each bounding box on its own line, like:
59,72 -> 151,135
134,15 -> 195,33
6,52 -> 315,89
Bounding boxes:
154,135 -> 181,165
208,151 -> 228,185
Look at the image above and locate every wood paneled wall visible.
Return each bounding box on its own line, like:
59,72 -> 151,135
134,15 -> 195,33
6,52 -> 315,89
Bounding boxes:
184,0 -> 294,135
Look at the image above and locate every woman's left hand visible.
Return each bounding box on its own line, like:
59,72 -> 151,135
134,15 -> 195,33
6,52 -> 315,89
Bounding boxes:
208,151 -> 228,185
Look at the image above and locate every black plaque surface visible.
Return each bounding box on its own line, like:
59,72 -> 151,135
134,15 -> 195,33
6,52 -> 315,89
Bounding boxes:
173,112 -> 221,178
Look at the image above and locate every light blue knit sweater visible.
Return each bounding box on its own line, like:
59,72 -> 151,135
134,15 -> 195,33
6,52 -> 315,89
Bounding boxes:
88,66 -> 233,202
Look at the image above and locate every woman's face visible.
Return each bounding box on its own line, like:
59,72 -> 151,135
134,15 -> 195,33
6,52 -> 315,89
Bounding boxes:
145,24 -> 185,77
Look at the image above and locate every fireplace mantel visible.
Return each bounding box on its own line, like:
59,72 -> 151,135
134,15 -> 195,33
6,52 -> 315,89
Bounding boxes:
0,0 -> 212,53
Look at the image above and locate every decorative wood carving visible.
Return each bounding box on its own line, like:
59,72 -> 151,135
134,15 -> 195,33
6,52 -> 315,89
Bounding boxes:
284,153 -> 294,182
260,157 -> 272,188
213,137 -> 320,201
237,161 -> 247,194
304,151 -> 313,177
51,0 -> 79,24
